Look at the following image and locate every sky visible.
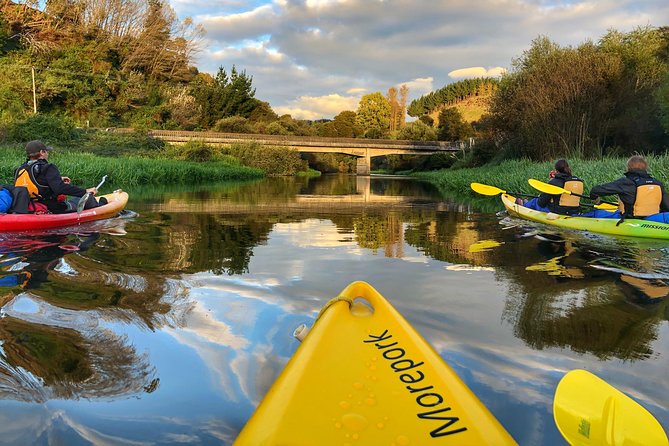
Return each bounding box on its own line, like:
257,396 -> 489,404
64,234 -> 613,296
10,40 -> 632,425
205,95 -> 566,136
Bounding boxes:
168,0 -> 669,120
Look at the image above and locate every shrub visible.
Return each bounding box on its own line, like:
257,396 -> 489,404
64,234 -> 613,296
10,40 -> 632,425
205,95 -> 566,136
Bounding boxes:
5,114 -> 80,145
214,116 -> 256,133
226,142 -> 307,175
157,141 -> 239,164
79,129 -> 165,157
396,121 -> 437,141
265,121 -> 291,135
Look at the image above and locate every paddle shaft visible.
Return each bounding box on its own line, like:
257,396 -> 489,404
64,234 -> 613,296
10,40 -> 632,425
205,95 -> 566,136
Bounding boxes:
528,179 -> 617,206
77,175 -> 108,213
567,190 -> 616,206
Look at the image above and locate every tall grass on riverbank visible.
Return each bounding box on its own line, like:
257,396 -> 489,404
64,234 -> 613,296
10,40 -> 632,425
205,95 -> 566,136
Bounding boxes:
416,155 -> 669,205
0,146 -> 263,186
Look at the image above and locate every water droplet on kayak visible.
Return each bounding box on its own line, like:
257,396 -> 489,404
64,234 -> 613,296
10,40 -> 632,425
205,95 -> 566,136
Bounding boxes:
341,413 -> 368,432
395,435 -> 410,445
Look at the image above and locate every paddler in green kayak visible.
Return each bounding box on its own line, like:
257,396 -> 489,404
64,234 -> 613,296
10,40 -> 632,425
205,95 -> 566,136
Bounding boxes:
589,155 -> 669,221
520,159 -> 585,215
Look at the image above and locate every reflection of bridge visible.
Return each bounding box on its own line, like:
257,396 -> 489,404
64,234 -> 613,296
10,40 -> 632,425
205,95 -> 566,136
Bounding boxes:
146,177 -> 442,214
144,130 -> 466,175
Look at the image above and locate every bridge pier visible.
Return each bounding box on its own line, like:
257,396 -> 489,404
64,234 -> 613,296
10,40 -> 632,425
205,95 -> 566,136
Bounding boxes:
356,152 -> 371,176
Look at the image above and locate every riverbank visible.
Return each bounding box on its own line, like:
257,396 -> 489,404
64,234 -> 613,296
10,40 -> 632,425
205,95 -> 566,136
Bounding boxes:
0,146 -> 263,186
415,155 -> 669,202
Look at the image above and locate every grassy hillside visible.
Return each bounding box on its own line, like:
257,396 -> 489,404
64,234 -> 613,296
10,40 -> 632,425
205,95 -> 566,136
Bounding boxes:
429,94 -> 493,125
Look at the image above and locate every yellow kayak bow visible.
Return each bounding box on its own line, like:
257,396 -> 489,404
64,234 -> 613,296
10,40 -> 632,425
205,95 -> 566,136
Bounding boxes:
235,281 -> 517,445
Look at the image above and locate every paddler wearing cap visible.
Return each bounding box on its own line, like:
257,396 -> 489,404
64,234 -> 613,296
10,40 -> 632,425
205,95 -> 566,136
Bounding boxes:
13,140 -> 106,214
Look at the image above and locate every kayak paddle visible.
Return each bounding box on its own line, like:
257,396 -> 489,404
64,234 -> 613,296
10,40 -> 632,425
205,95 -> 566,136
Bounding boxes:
528,178 -> 617,210
77,175 -> 107,214
470,182 -> 536,198
554,369 -> 668,446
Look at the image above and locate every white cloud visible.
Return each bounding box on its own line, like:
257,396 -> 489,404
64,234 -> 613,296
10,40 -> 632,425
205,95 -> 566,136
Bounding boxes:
174,0 -> 669,119
448,67 -> 507,79
274,94 -> 360,120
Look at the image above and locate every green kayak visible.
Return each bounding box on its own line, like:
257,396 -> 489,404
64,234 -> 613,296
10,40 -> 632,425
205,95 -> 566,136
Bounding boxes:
502,193 -> 669,240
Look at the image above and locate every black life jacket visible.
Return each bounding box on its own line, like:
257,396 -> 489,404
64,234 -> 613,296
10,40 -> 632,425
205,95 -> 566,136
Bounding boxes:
14,160 -> 52,201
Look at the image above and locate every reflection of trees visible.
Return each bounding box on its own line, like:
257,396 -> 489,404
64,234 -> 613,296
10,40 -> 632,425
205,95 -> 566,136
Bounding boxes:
503,282 -> 664,360
497,236 -> 669,361
404,212 -> 669,361
0,314 -> 156,403
404,215 -> 497,265
353,214 -> 397,254
185,216 -> 273,275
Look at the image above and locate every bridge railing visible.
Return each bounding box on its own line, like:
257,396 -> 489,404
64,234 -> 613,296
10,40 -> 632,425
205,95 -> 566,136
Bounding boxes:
106,128 -> 472,151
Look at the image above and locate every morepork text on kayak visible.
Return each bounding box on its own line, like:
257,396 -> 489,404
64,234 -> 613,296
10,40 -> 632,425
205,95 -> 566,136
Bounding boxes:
364,330 -> 468,438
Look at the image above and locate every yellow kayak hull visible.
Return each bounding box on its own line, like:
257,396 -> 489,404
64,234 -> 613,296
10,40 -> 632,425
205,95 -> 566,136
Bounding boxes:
502,193 -> 669,239
234,281 -> 516,445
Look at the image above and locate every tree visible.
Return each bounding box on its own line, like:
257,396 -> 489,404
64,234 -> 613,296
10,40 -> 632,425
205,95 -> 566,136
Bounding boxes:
489,28 -> 669,160
437,107 -> 473,141
332,110 -> 362,137
398,84 -> 409,128
387,87 -> 399,132
657,75 -> 669,134
120,0 -> 202,81
356,92 -> 391,138
191,65 -> 259,128
397,121 -> 437,141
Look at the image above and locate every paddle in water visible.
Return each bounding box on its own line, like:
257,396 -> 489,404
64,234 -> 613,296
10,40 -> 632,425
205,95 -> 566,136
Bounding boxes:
554,369 -> 668,446
528,178 -> 617,210
77,175 -> 107,214
470,182 -> 536,198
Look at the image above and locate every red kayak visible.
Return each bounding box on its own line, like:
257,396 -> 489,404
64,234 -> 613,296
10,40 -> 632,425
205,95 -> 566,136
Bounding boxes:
0,190 -> 129,231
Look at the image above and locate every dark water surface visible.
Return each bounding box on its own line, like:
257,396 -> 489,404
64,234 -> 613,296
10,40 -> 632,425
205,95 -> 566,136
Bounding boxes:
0,175 -> 667,445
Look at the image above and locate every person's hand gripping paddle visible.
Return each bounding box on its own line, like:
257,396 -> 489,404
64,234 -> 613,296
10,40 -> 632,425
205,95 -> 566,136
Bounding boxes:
77,175 -> 107,214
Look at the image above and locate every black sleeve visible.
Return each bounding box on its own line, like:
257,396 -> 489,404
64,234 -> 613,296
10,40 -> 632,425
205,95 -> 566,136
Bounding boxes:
538,177 -> 563,207
537,192 -> 553,207
43,164 -> 87,197
590,178 -> 624,199
660,182 -> 669,212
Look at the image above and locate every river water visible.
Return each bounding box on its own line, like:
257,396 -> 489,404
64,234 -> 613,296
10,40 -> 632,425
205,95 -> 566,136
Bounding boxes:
0,175 -> 666,445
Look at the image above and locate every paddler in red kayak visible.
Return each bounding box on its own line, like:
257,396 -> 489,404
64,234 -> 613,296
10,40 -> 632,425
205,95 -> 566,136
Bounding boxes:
13,140 -> 107,214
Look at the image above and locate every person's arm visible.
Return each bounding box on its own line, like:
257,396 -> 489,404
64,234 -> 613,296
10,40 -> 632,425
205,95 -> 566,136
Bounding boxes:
537,192 -> 554,207
538,177 -> 562,207
660,183 -> 669,212
43,165 -> 87,197
590,178 -> 624,199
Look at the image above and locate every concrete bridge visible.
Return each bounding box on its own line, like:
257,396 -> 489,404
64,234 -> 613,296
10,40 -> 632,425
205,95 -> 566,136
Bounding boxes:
143,130 -> 469,175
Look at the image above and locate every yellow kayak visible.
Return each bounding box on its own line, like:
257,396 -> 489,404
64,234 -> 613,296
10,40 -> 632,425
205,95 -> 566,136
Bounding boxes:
234,281 -> 517,445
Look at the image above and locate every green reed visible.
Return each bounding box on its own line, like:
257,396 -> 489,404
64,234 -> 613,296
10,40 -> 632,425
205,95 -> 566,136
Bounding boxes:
0,146 -> 264,187
415,155 -> 669,206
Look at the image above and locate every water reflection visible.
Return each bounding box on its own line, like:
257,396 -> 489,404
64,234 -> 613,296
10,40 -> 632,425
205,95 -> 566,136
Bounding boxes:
0,229 -> 159,405
0,175 -> 666,445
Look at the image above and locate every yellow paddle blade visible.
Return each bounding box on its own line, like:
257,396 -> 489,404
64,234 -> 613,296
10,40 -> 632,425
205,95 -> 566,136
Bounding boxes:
528,178 -> 569,195
594,203 -> 618,211
529,179 -> 618,211
554,370 -> 668,446
471,182 -> 505,196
